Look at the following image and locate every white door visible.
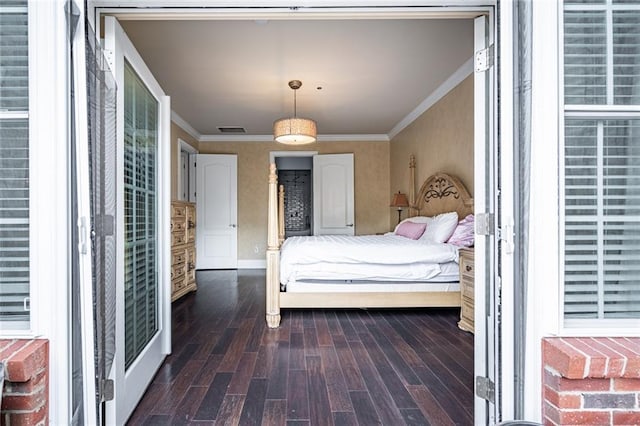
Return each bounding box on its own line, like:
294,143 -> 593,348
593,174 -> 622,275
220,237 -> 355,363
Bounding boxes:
313,154 -> 355,235
473,14 -> 500,425
104,17 -> 171,425
196,154 -> 238,269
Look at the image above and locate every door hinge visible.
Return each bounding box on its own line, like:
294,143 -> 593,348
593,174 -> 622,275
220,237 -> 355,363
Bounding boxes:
498,216 -> 515,254
102,379 -> 114,402
476,376 -> 495,403
475,213 -> 495,236
104,49 -> 115,72
475,45 -> 494,72
78,216 -> 88,254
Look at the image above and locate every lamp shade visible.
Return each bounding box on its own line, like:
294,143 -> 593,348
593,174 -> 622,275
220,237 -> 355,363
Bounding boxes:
390,192 -> 409,208
273,117 -> 317,145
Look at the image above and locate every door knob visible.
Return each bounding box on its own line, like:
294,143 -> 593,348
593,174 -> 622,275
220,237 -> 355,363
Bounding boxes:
230,224 -> 237,228
346,223 -> 354,227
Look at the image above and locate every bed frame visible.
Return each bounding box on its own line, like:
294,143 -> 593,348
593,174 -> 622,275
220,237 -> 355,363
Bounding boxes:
265,155 -> 474,328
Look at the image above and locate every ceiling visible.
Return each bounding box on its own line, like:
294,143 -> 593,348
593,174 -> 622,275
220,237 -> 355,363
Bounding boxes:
120,18 -> 474,139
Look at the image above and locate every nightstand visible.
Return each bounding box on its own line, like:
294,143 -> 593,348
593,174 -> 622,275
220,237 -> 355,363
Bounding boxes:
458,247 -> 474,333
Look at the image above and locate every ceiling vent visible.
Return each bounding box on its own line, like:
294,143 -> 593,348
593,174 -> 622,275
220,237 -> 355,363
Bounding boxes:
217,126 -> 246,133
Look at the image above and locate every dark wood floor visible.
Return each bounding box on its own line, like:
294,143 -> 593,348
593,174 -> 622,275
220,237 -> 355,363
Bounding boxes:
127,270 -> 474,426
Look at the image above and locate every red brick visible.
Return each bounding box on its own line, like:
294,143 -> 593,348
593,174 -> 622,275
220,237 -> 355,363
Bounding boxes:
617,339 -> 640,378
544,385 -> 561,406
605,339 -> 640,379
544,368 -> 561,389
0,340 -> 31,367
543,417 -> 558,426
5,340 -> 48,382
571,338 -> 609,378
543,338 -> 588,379
1,389 -> 47,411
557,377 -> 611,392
3,370 -> 47,394
544,401 -> 561,424
3,405 -> 47,426
622,358 -> 640,379
558,410 -> 611,425
0,339 -> 17,353
615,338 -> 640,356
614,378 -> 640,391
591,339 -> 628,377
544,385 -> 582,409
612,411 -> 640,425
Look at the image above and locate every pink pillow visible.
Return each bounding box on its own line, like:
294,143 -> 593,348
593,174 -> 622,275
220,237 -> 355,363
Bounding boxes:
395,221 -> 427,240
447,214 -> 475,247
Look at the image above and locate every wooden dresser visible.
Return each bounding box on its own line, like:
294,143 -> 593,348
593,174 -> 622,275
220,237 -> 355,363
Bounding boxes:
458,247 -> 475,333
171,201 -> 197,301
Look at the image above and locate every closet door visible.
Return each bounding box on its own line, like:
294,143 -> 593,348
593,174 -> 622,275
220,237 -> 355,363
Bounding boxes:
313,153 -> 355,236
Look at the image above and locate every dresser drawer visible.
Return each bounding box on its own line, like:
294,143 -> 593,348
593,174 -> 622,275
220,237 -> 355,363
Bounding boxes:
172,275 -> 185,292
171,204 -> 186,219
171,218 -> 186,233
171,230 -> 186,246
461,280 -> 474,300
172,248 -> 186,266
171,262 -> 185,280
460,255 -> 474,279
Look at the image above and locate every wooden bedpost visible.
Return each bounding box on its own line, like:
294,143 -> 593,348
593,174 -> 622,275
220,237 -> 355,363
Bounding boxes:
278,184 -> 285,246
409,154 -> 417,217
266,164 -> 282,328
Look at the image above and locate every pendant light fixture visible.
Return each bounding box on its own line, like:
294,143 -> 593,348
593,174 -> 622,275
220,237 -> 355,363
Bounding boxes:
273,80 -> 317,145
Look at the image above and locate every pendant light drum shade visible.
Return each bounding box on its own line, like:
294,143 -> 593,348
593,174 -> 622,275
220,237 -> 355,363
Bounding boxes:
274,79 -> 317,145
273,117 -> 317,144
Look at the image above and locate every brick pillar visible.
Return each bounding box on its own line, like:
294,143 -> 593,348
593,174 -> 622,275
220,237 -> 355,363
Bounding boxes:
0,339 -> 49,426
542,337 -> 640,426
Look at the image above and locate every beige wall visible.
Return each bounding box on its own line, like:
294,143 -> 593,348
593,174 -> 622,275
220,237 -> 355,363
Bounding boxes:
172,74 -> 471,262
170,121 -> 199,200
199,141 -> 390,260
389,75 -> 474,229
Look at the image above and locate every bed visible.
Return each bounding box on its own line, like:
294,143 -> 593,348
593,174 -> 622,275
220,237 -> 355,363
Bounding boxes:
265,155 -> 474,328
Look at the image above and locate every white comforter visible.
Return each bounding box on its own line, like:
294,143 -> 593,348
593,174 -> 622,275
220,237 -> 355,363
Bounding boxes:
280,234 -> 459,284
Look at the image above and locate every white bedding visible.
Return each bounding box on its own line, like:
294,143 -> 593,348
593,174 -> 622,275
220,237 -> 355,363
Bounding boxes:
280,234 -> 460,285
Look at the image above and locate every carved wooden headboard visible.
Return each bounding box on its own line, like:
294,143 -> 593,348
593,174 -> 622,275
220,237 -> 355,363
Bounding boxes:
412,172 -> 474,219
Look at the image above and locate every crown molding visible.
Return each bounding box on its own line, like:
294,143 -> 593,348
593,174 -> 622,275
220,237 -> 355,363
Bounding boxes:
171,111 -> 201,141
388,55 -> 474,140
199,133 -> 390,142
174,56 -> 472,145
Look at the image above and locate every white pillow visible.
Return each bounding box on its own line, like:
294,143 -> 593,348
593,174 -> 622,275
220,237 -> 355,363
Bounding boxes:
419,212 -> 459,243
393,216 -> 432,233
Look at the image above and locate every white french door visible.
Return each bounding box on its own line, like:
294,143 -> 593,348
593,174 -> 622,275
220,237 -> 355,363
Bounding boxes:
473,13 -> 501,425
104,16 -> 171,425
196,154 -> 238,269
313,153 -> 355,236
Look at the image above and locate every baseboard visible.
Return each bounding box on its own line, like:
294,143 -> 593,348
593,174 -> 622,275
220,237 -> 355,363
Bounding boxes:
237,259 -> 267,269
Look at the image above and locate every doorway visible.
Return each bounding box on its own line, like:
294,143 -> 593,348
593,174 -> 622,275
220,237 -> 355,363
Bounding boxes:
275,156 -> 314,237
91,4 -> 502,423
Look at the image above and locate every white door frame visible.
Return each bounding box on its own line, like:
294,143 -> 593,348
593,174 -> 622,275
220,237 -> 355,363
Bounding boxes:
269,150 -> 319,164
104,16 -> 172,425
177,138 -> 198,202
92,2 -> 504,421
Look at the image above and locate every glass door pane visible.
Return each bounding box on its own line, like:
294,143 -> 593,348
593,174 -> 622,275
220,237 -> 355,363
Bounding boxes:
123,61 -> 158,370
